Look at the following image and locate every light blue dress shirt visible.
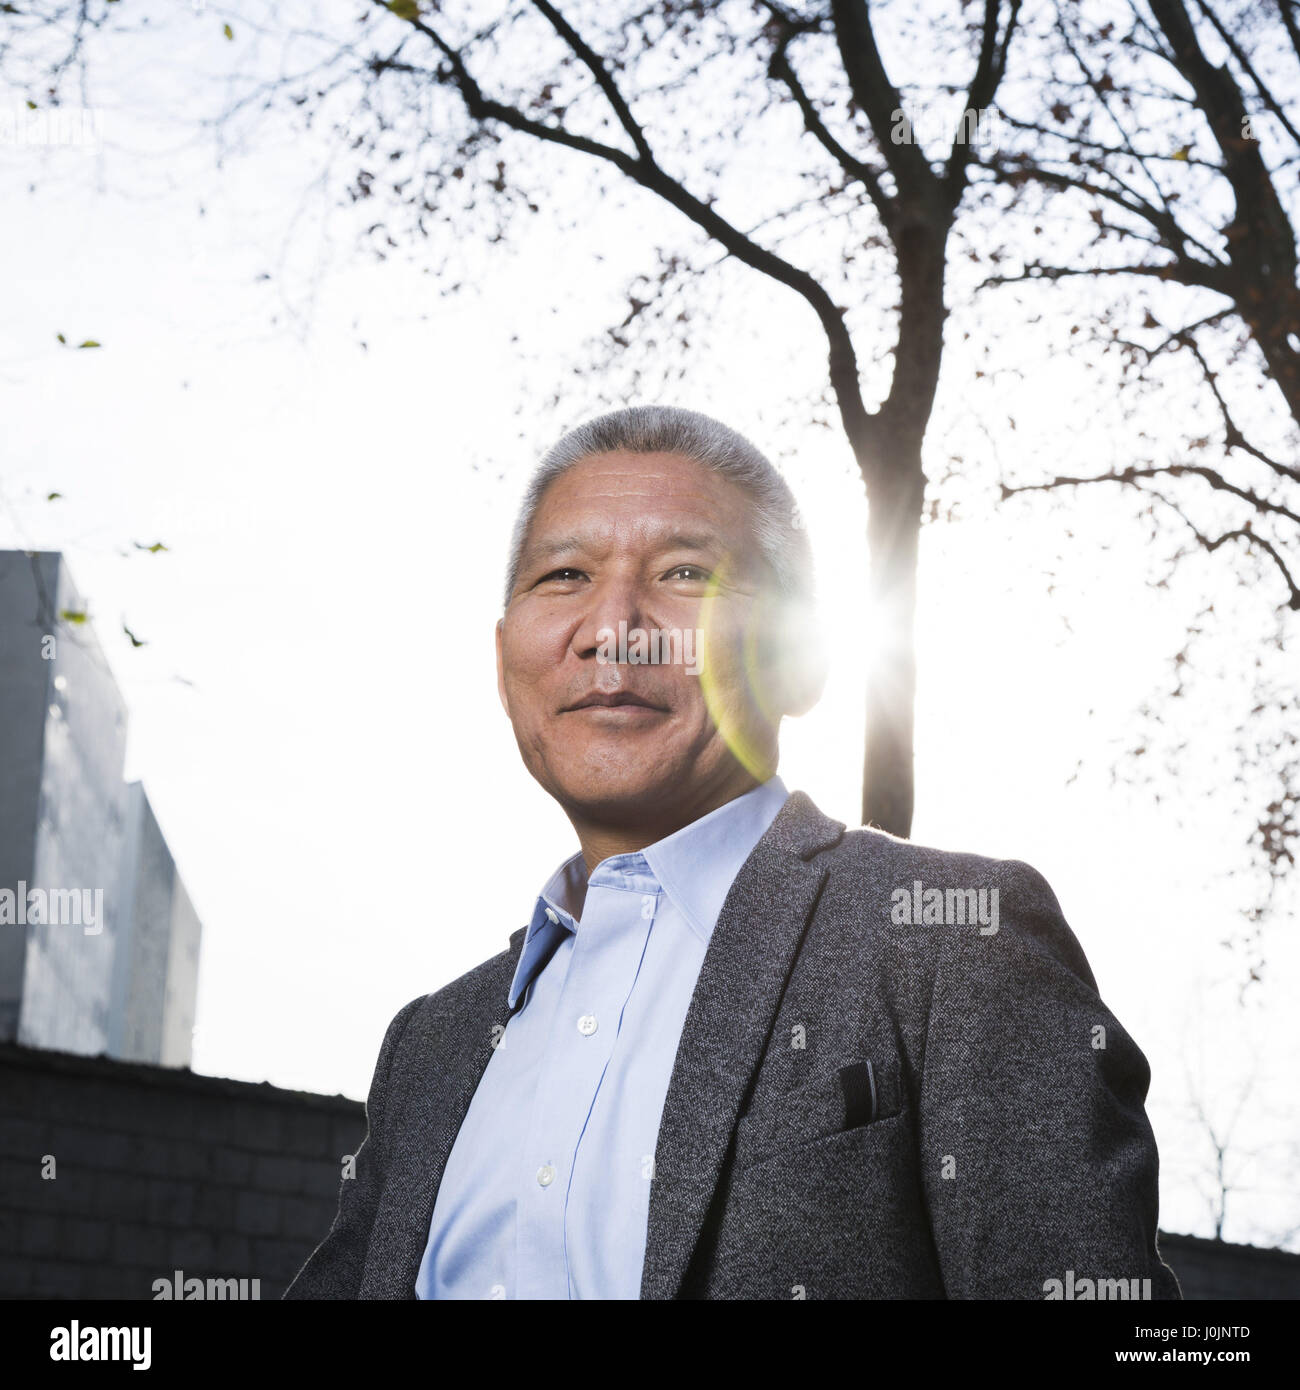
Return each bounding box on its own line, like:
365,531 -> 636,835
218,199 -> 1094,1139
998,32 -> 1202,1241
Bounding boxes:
415,776 -> 790,1300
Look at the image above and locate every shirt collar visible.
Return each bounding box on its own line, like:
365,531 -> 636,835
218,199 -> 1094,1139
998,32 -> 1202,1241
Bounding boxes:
507,777 -> 789,1009
641,775 -> 789,946
507,853 -> 586,1011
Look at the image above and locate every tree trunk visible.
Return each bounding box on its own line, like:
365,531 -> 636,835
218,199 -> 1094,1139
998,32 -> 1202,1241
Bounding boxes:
860,440 -> 925,836
855,215 -> 946,837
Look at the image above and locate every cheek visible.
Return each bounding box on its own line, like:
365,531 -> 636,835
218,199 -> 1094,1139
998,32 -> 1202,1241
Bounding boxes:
502,610 -> 570,691
699,616 -> 755,703
694,622 -> 781,752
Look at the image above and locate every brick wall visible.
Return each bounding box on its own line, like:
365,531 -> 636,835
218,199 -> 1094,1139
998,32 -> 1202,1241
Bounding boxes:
0,1043 -> 362,1299
1159,1232 -> 1300,1300
3,1042 -> 1298,1300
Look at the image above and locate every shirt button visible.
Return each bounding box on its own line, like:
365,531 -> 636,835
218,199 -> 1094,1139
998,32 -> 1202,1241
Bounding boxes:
577,1014 -> 598,1036
544,908 -> 559,925
536,1164 -> 556,1187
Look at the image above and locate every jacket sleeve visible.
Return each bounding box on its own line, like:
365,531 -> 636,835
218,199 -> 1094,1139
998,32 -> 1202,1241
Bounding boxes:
917,860 -> 1182,1300
282,995 -> 424,1300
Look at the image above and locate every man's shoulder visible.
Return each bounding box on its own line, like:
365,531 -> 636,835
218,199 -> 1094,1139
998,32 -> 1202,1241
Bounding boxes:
778,789 -> 1054,890
800,812 -> 1089,987
824,820 -> 1062,907
776,793 -> 1081,965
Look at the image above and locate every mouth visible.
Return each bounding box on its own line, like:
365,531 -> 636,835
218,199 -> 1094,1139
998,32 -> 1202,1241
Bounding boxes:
562,690 -> 671,716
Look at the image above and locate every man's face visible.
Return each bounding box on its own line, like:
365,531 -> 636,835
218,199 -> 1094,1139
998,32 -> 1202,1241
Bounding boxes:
497,450 -> 789,833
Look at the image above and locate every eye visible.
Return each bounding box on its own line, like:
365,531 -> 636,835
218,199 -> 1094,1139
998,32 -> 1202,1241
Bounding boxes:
664,564 -> 711,583
535,567 -> 587,587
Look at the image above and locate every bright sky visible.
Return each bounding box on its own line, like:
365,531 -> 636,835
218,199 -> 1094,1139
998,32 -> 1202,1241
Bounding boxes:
2,0 -> 1296,1250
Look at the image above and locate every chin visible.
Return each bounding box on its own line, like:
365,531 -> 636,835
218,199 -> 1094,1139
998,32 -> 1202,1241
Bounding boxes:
556,769 -> 683,825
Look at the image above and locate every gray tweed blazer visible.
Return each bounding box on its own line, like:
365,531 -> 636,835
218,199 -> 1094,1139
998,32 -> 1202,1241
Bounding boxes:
284,791 -> 1181,1300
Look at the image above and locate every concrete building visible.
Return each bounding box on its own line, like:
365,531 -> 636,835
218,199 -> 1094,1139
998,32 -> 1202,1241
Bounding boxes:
110,783 -> 202,1068
0,550 -> 200,1067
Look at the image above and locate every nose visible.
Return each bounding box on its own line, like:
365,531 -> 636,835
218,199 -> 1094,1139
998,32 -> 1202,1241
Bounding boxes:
571,571 -> 647,664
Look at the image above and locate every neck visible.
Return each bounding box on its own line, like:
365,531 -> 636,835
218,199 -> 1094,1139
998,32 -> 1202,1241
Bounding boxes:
569,774 -> 764,877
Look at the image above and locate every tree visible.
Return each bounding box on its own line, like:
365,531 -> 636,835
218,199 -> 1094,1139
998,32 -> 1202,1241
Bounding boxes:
223,0 -> 1029,837
975,0 -> 1299,978
24,0 -> 1291,857
982,0 -> 1299,607
1,0 -> 125,107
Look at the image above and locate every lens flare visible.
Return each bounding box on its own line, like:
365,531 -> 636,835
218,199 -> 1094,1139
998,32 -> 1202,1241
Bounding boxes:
695,565 -> 783,782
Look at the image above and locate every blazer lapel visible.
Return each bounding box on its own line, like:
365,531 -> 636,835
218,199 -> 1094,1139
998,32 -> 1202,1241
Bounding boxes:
641,791 -> 844,1299
361,927 -> 527,1297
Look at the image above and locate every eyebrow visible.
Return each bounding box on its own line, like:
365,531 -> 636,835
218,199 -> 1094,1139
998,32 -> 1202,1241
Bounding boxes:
524,536 -> 588,563
526,531 -> 723,563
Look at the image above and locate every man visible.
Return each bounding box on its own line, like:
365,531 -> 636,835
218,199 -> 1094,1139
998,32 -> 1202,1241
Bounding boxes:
285,405 -> 1180,1300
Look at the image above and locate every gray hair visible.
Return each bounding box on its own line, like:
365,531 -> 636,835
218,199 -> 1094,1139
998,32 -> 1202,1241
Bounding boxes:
503,405 -> 813,608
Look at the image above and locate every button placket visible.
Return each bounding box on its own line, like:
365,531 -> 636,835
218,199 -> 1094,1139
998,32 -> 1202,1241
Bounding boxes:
517,872 -> 663,1298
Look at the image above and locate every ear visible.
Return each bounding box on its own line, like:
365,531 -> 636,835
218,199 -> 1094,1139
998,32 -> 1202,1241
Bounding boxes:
763,599 -> 827,719
495,618 -> 510,717
780,621 -> 828,718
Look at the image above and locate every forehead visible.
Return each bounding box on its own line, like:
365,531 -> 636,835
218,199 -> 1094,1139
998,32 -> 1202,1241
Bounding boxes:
525,450 -> 758,554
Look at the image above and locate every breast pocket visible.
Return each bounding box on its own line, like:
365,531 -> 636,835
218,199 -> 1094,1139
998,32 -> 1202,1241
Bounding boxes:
730,1058 -> 902,1174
